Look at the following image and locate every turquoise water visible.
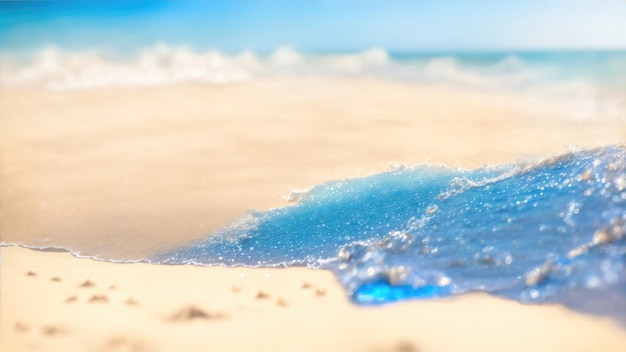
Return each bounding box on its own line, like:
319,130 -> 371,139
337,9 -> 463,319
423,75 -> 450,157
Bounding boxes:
153,146 -> 626,320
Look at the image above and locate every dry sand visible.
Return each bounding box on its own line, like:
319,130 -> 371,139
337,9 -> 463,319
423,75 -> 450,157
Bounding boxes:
1,78 -> 624,258
1,78 -> 625,351
3,246 -> 626,352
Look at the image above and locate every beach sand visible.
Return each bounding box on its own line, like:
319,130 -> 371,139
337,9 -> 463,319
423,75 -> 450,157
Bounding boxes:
1,78 -> 625,351
3,246 -> 626,352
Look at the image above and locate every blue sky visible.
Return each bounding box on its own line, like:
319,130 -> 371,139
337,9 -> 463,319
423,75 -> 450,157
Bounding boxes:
1,0 -> 625,53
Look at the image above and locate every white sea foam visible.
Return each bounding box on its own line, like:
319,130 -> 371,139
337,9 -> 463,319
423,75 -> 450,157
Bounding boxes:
283,188 -> 311,203
268,46 -> 303,67
0,242 -> 143,263
0,44 -> 265,90
1,45 -> 623,118
318,48 -> 389,73
0,45 -> 393,90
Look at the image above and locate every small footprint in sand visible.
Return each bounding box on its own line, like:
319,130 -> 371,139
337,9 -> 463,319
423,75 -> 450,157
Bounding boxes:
315,288 -> 327,297
301,282 -> 312,289
41,325 -> 66,336
372,341 -> 419,352
88,294 -> 109,303
125,297 -> 139,306
26,271 -> 37,277
395,341 -> 419,352
276,298 -> 288,307
79,279 -> 96,288
168,306 -> 227,322
103,336 -> 149,352
231,285 -> 241,293
14,322 -> 30,332
255,291 -> 271,299
65,295 -> 78,303
51,276 -> 62,282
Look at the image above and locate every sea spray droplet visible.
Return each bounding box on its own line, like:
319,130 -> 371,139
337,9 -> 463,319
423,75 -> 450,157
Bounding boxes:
155,146 -> 626,319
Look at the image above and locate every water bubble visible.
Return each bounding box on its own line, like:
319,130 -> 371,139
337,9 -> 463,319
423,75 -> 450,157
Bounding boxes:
366,267 -> 377,277
504,255 -> 513,265
614,175 -> 625,191
585,276 -> 602,289
436,276 -> 452,287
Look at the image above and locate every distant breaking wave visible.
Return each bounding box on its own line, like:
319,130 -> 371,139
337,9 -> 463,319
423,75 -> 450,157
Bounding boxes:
2,44 -> 624,119
0,45 -> 389,89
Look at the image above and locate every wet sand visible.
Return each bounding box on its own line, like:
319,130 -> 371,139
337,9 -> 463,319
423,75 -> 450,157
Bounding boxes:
1,78 -> 625,351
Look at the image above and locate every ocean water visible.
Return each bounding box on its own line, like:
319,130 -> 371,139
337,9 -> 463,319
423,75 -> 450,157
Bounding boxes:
150,146 -> 626,319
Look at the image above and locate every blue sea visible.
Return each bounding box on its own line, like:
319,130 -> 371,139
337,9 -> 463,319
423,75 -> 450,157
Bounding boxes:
148,146 -> 626,320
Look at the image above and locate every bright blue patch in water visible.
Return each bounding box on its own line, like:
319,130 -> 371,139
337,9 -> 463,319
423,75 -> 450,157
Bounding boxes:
354,281 -> 451,304
154,146 -> 626,320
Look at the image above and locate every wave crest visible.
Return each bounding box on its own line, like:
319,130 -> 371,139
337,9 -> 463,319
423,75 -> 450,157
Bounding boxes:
0,44 -> 265,89
1,45 -> 623,119
0,45 -> 394,90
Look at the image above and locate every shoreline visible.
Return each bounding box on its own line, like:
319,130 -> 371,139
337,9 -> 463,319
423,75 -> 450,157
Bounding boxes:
2,246 -> 626,352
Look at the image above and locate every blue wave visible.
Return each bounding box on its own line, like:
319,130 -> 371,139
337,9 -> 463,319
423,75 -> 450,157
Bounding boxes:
154,146 -> 626,321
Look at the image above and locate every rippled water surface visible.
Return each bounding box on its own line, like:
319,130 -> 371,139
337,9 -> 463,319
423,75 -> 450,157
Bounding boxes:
153,146 -> 626,319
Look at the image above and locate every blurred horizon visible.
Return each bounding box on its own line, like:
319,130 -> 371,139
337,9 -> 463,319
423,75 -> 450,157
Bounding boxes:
1,0 -> 625,54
